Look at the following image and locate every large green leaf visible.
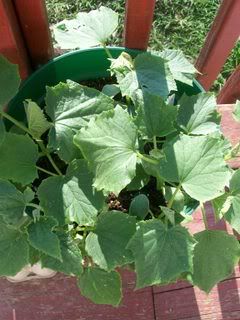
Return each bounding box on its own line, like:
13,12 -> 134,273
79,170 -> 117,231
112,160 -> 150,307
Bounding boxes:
45,80 -> 114,162
127,219 -> 196,288
0,133 -> 39,185
38,159 -> 105,226
27,217 -> 62,260
78,267 -> 122,306
177,93 -> 220,135
0,222 -> 29,276
159,49 -> 197,86
0,180 -> 27,226
74,106 -> 138,194
140,91 -> 178,138
192,230 -> 240,292
134,52 -> 177,98
24,100 -> 51,139
53,6 -> 118,49
86,211 -> 136,271
41,233 -> 83,276
159,135 -> 231,201
0,55 -> 20,109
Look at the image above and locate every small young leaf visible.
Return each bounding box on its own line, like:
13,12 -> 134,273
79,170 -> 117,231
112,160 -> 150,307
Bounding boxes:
0,55 -> 20,108
41,233 -> 83,276
192,230 -> 240,292
159,135 -> 231,201
46,80 -> 114,162
134,52 -> 177,98
126,163 -> 150,191
0,179 -> 27,226
160,206 -> 175,225
0,133 -> 39,185
74,106 -> 138,195
177,93 -> 220,135
0,222 -> 29,276
127,219 -> 196,288
129,194 -> 149,220
164,186 -> 184,213
27,217 -> 62,260
38,159 -> 105,226
78,267 -> 122,306
24,100 -> 51,138
86,211 -> 136,271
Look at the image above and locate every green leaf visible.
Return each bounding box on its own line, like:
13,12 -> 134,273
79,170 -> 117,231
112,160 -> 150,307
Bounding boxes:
41,233 -> 83,276
177,93 -> 220,135
78,267 -> 122,306
27,217 -> 62,260
0,55 -> 20,108
160,206 -> 175,225
140,91 -> 178,138
164,186 -> 185,213
53,6 -> 118,49
0,133 -> 39,185
159,135 -> 231,201
126,162 -> 150,191
0,222 -> 29,276
134,52 -> 177,98
127,219 -> 196,288
86,211 -> 136,271
24,100 -> 51,139
233,100 -> 240,122
159,49 -> 197,86
38,159 -> 105,226
129,194 -> 149,220
192,230 -> 240,292
74,106 -> 138,195
229,168 -> 240,195
102,84 -> 120,98
46,80 -> 114,162
0,118 -> 5,146
0,180 -> 27,226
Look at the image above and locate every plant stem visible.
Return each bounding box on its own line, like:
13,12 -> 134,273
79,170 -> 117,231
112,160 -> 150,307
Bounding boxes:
36,166 -> 58,177
200,202 -> 208,230
136,152 -> 159,165
153,136 -> 157,150
36,140 -> 63,176
102,43 -> 113,59
149,209 -> 155,219
167,184 -> 182,209
0,111 -> 32,135
1,110 -> 63,176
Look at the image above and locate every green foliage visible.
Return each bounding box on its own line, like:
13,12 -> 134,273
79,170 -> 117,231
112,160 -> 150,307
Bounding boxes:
1,5 -> 240,307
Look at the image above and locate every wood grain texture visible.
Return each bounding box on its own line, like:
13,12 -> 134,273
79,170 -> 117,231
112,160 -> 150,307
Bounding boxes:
218,65 -> 240,104
123,0 -> 156,50
195,0 -> 240,91
0,271 -> 155,320
0,0 -> 30,78
13,0 -> 54,68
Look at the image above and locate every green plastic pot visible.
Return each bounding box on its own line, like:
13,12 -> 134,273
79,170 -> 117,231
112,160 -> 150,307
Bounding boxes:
8,46 -> 203,215
8,47 -> 204,122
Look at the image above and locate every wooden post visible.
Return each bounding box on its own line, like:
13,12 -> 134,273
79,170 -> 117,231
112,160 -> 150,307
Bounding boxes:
123,0 -> 156,50
0,0 -> 31,79
195,0 -> 240,91
13,0 -> 54,69
217,66 -> 240,104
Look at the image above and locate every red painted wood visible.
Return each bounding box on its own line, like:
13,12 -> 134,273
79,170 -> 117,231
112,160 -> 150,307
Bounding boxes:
218,104 -> 240,169
0,0 -> 30,79
217,65 -> 240,104
13,0 -> 54,69
123,0 -> 156,50
195,0 -> 240,91
0,271 -> 155,320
